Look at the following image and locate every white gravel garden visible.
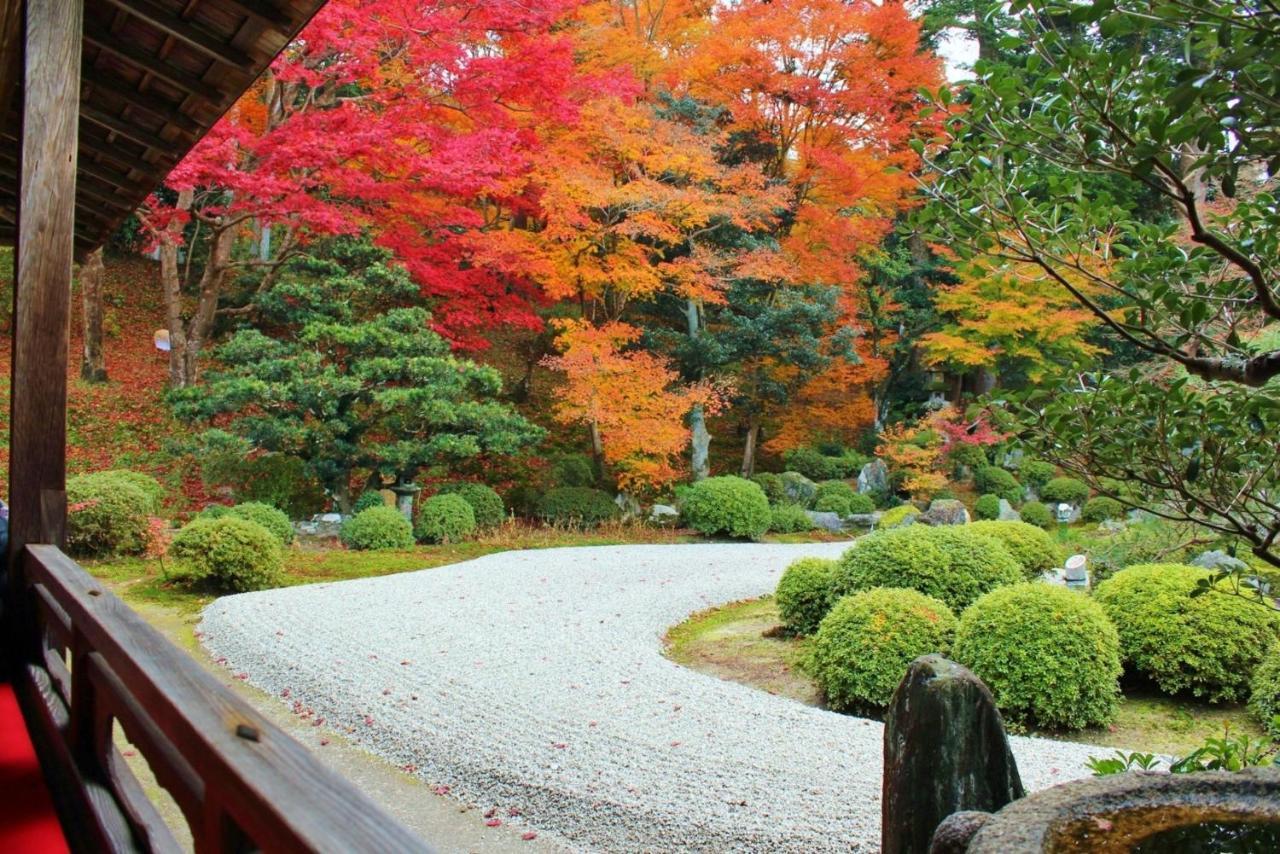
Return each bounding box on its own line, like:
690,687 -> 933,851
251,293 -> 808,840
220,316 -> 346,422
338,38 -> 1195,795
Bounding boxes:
200,543 -> 1104,852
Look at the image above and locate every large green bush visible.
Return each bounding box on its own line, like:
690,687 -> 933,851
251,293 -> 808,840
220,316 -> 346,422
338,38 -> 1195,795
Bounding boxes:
1082,496 -> 1125,524
353,490 -> 387,514
1018,501 -> 1054,530
811,588 -> 958,710
815,480 -> 857,510
974,466 -> 1023,504
98,469 -> 164,514
833,525 -> 1024,612
1249,641 -> 1280,736
415,494 -> 476,544
170,517 -> 283,593
846,493 -> 875,515
775,557 -> 838,635
750,472 -> 786,504
1094,564 -> 1280,702
876,504 -> 919,530
225,502 -> 293,546
974,494 -> 1001,521
682,476 -> 771,539
968,520 -> 1061,578
66,471 -> 154,557
769,503 -> 815,534
1041,477 -> 1090,505
954,583 -> 1121,729
552,454 -> 596,487
1020,460 -> 1057,492
341,506 -> 415,550
814,494 -> 852,515
782,446 -> 865,481
437,482 -> 505,528
536,487 -> 619,528
948,443 -> 989,473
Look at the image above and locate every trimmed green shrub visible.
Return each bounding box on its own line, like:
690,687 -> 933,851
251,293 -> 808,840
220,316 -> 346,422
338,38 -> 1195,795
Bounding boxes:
552,454 -> 596,488
506,485 -> 543,519
99,470 -> 164,514
782,446 -> 865,481
536,487 -> 619,528
780,471 -> 818,507
1041,477 -> 1090,506
974,466 -> 1023,504
877,504 -> 920,529
1020,460 -> 1057,491
415,494 -> 476,544
353,490 -> 387,514
775,557 -> 838,635
974,494 -> 1002,521
812,588 -> 958,710
1082,496 -> 1125,524
954,583 -> 1122,729
682,476 -> 771,539
223,502 -> 294,546
1019,501 -> 1054,530
198,504 -> 232,520
833,525 -> 1024,612
1094,564 -> 1280,702
769,503 -> 815,534
948,443 -> 988,472
437,482 -> 505,528
814,494 -> 852,515
1249,641 -> 1280,736
751,472 -> 786,504
815,480 -> 857,506
341,506 -> 415,550
846,493 -> 875,515
969,520 -> 1061,578
66,472 -> 153,557
170,517 -> 283,593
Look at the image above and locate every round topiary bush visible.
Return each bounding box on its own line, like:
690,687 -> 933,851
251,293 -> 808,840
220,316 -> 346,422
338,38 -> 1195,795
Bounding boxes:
341,506 -> 415,550
1249,641 -> 1280,736
769,503 -> 814,534
974,493 -> 1001,521
353,490 -> 387,514
974,466 -> 1023,504
226,501 -> 293,545
66,471 -> 154,557
814,494 -> 852,515
782,446 -> 865,481
948,443 -> 989,473
437,482 -> 505,528
98,469 -> 165,514
815,480 -> 857,509
170,517 -> 283,593
1041,477 -> 1090,506
1019,501 -> 1054,530
775,557 -> 839,635
954,583 -> 1121,729
833,525 -> 1024,612
846,493 -> 875,515
552,454 -> 596,487
536,487 -> 619,528
876,504 -> 919,530
1020,460 -> 1057,492
415,494 -> 477,544
681,476 -> 771,539
811,588 -> 958,710
750,472 -> 786,504
968,520 -> 1061,578
1094,564 -> 1280,702
1082,496 -> 1125,524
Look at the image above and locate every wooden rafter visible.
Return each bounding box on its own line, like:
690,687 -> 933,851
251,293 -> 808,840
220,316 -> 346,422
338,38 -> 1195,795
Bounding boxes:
102,0 -> 253,67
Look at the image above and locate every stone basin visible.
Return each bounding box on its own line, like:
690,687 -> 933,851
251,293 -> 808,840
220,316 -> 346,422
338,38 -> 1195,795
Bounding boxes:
960,766 -> 1280,853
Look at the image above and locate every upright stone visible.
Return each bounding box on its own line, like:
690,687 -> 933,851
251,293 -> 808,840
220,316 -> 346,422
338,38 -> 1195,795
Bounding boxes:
882,655 -> 1024,854
857,459 -> 889,494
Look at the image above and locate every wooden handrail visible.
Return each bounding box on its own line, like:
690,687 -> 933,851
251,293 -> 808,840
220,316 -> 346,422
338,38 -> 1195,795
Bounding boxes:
14,544 -> 432,853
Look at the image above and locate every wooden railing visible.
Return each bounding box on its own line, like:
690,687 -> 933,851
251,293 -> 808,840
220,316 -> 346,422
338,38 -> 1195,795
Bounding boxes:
10,544 -> 431,853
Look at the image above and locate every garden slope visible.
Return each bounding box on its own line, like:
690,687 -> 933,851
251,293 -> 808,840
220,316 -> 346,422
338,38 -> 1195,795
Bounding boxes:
200,543 -> 1101,852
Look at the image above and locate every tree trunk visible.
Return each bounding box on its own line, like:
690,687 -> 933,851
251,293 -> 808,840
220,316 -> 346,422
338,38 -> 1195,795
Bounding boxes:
740,414 -> 761,478
79,247 -> 107,382
686,298 -> 711,480
588,421 -> 605,469
182,220 -> 235,386
332,476 -> 353,515
160,188 -> 193,388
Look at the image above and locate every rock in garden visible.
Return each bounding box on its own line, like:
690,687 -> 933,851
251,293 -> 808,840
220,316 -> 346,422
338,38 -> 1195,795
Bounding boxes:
919,499 -> 970,526
649,504 -> 680,524
1190,550 -> 1250,574
857,459 -> 889,494
883,655 -> 1024,854
996,499 -> 1020,522
846,512 -> 881,529
615,492 -> 642,519
806,510 -> 846,533
929,811 -> 992,854
781,471 -> 818,505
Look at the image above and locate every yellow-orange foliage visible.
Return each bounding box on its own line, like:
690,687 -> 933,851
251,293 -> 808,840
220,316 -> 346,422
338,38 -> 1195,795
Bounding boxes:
877,407 -> 957,502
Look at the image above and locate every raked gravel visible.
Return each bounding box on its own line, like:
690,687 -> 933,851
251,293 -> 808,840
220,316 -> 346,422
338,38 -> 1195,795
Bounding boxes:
200,542 -> 1105,852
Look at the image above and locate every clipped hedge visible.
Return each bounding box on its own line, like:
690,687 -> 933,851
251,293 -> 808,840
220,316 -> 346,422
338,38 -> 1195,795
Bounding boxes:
552,454 -> 596,488
877,504 -> 919,530
954,583 -> 1122,729
974,493 -> 1001,521
170,517 -> 283,593
536,487 -> 619,528
775,557 -> 839,635
1019,501 -> 1054,530
974,466 -> 1023,504
1249,641 -> 1280,736
66,471 -> 154,557
968,520 -> 1061,578
814,494 -> 852,515
769,503 -> 815,534
415,494 -> 476,544
811,588 -> 958,710
833,525 -> 1024,612
682,476 -> 771,539
341,506 -> 415,550
751,472 -> 786,504
1041,477 -> 1090,506
225,501 -> 293,546
1020,460 -> 1057,491
846,493 -> 875,515
99,469 -> 165,514
782,446 -> 865,481
815,480 -> 857,509
437,482 -> 505,528
353,490 -> 387,514
1094,564 -> 1280,702
1082,496 -> 1125,524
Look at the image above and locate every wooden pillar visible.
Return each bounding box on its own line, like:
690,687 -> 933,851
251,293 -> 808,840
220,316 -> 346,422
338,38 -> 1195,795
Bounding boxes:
9,0 -> 83,558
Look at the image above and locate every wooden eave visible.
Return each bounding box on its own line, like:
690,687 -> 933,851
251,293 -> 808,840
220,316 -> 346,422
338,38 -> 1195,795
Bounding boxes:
0,0 -> 329,256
